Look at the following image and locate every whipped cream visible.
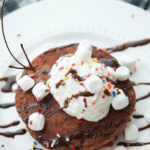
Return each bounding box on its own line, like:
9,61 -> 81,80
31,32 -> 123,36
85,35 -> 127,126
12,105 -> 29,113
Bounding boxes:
48,40 -> 129,122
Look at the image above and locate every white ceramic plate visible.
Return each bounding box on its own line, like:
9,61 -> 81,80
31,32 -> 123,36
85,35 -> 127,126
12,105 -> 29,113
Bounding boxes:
0,0 -> 150,150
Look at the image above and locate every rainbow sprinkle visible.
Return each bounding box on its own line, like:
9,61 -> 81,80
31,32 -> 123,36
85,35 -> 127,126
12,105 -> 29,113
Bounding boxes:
46,81 -> 49,87
72,63 -> 75,67
64,116 -> 67,120
135,82 -> 139,85
65,67 -> 68,70
34,141 -> 37,145
91,58 -> 98,63
1,105 -> 5,108
13,73 -> 18,76
103,84 -> 108,89
131,13 -> 134,18
13,90 -> 16,93
83,78 -> 86,81
37,98 -> 40,102
102,95 -> 105,99
72,146 -> 75,150
46,142 -> 49,148
68,54 -> 72,56
78,120 -> 82,124
54,141 -> 59,146
81,60 -> 84,65
24,72 -> 27,76
103,65 -> 107,68
121,43 -> 125,47
113,46 -> 117,49
92,101 -> 96,105
63,77 -> 68,81
88,65 -> 92,69
107,72 -> 111,76
95,68 -> 98,71
61,54 -> 64,57
30,74 -> 35,78
112,91 -> 116,97
59,66 -> 64,70
31,143 -> 34,150
75,79 -> 79,83
42,70 -> 46,73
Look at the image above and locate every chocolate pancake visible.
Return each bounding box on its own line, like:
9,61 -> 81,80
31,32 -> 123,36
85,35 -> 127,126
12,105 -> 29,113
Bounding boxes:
15,44 -> 136,150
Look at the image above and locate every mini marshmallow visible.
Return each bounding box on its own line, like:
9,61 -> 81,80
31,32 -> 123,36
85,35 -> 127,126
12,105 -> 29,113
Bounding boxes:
32,82 -> 50,101
114,146 -> 126,150
17,75 -> 35,92
144,110 -> 150,123
120,55 -> 136,73
107,66 -> 118,81
112,89 -> 129,110
28,112 -> 45,131
124,124 -> 139,141
116,66 -> 130,81
84,75 -> 103,93
75,40 -> 92,61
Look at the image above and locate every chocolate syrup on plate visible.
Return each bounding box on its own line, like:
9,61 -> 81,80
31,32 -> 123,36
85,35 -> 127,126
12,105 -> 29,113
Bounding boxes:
0,121 -> 20,128
0,76 -> 16,93
0,102 -> 15,109
138,124 -> 150,131
136,92 -> 150,102
105,39 -> 150,53
118,142 -> 150,147
0,69 -> 51,93
133,114 -> 144,119
0,129 -> 26,138
132,82 -> 150,86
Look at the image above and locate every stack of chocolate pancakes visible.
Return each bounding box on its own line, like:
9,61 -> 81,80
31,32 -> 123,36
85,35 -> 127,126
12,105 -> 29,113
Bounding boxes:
15,43 -> 136,150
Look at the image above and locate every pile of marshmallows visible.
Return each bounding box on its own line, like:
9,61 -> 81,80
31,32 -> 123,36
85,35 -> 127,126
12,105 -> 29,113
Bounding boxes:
114,110 -> 150,150
17,40 -> 136,132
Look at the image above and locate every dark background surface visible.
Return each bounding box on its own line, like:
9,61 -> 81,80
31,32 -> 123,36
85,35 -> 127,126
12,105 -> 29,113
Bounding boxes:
0,0 -> 150,17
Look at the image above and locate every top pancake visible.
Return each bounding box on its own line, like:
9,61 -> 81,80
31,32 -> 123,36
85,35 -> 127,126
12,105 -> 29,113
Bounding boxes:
15,44 -> 136,150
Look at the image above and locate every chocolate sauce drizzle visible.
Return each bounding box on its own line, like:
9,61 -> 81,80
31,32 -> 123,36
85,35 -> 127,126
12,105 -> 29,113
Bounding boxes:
37,119 -> 127,148
0,129 -> 26,138
133,114 -> 144,119
65,68 -> 82,81
98,58 -> 119,68
83,98 -> 87,107
118,142 -> 150,147
17,103 -> 38,112
132,82 -> 150,86
0,121 -> 20,128
0,76 -> 16,93
105,39 -> 150,53
136,92 -> 150,102
56,80 -> 64,89
0,69 -> 51,93
63,91 -> 94,109
0,102 -> 15,109
138,124 -> 150,131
